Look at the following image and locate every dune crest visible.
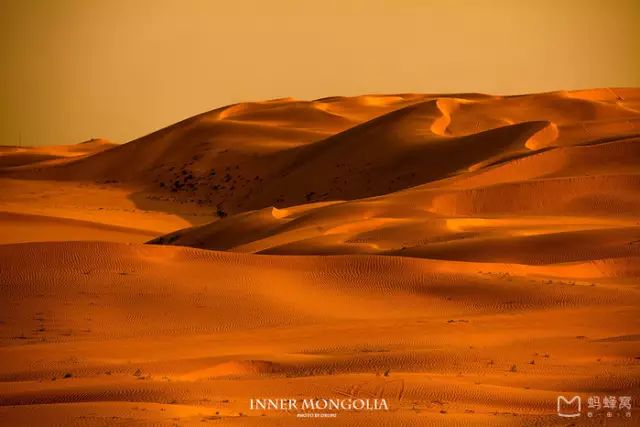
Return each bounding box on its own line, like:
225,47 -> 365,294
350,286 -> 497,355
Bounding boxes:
2,89 -> 636,217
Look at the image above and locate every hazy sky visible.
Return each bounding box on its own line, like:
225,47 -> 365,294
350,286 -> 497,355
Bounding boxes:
1,0 -> 639,146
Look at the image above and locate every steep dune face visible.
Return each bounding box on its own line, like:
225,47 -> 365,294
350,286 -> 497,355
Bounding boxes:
247,105 -> 556,206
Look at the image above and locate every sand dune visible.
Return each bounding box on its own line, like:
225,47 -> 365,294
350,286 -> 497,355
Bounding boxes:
0,211 -> 157,244
0,138 -> 114,169
5,89 -> 639,217
0,242 -> 638,425
1,89 -> 640,425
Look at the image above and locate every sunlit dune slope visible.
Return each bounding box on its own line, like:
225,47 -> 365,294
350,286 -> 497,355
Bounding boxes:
0,178 -> 209,244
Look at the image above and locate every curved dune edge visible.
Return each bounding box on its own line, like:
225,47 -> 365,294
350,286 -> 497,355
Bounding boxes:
430,98 -> 462,135
523,121 -> 559,150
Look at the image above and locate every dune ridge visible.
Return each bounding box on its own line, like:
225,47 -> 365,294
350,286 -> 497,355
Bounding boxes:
4,89 -> 639,216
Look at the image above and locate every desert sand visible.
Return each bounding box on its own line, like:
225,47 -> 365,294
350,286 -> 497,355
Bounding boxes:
1,88 -> 639,426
